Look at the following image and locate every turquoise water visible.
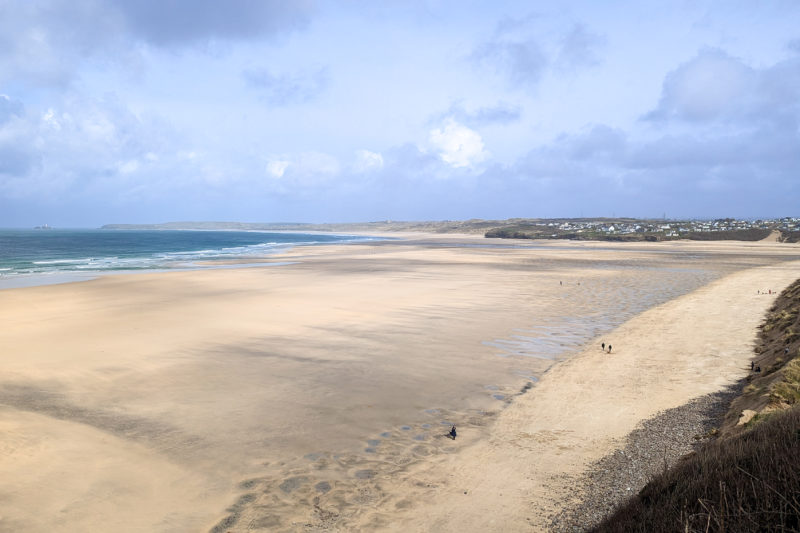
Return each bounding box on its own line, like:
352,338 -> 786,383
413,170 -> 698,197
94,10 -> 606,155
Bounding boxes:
0,229 -> 370,287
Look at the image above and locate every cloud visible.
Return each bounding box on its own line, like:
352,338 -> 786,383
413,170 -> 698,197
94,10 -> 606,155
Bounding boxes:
353,150 -> 384,173
435,101 -> 522,127
242,67 -> 329,105
556,23 -> 605,70
561,124 -> 627,161
0,1 -> 122,87
471,16 -> 604,87
0,94 -> 178,200
472,37 -> 547,87
645,49 -> 757,123
429,119 -> 488,169
111,0 -> 314,47
0,0 -> 315,88
263,152 -> 340,192
266,159 -> 290,178
488,46 -> 800,216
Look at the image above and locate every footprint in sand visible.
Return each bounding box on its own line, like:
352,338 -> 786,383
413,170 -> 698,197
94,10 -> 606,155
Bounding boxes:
315,481 -> 332,493
278,476 -> 309,494
354,469 -> 376,480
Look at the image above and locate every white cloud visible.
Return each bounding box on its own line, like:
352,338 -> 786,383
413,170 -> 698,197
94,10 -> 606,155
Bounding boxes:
264,152 -> 339,189
353,149 -> 383,172
177,150 -> 199,160
42,108 -> 61,130
266,158 -> 289,178
118,159 -> 139,174
428,119 -> 488,169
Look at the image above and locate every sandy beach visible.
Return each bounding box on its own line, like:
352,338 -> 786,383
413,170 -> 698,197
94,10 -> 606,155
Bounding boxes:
0,235 -> 798,531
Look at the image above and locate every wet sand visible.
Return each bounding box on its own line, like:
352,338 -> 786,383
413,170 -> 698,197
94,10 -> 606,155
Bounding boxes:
0,235 -> 797,531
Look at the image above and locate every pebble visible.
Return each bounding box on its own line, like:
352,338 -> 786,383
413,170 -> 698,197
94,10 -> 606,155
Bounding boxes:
547,387 -> 738,532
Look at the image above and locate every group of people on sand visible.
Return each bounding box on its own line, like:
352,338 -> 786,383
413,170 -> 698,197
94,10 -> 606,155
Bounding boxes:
601,342 -> 612,353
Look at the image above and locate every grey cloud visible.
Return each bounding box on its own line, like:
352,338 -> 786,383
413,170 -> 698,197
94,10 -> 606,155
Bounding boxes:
494,98 -> 800,218
556,24 -> 605,70
0,1 -> 125,87
471,17 -> 605,88
471,103 -> 523,124
111,0 -> 314,46
643,48 -> 800,125
0,0 -> 315,88
472,38 -> 547,86
242,67 -> 329,106
560,125 -> 626,161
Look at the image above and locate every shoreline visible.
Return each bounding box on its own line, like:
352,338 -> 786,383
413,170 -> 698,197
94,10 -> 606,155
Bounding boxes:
1,237 -> 799,531
0,230 -> 794,292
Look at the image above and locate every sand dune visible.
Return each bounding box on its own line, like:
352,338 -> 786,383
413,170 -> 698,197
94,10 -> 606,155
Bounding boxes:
0,236 -> 798,531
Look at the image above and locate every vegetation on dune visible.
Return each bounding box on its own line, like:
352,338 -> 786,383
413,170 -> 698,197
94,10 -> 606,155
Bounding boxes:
779,231 -> 800,243
589,407 -> 800,533
593,278 -> 800,533
682,229 -> 772,241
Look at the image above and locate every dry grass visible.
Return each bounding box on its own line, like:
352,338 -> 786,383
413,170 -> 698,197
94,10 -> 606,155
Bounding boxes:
590,407 -> 800,533
772,359 -> 800,405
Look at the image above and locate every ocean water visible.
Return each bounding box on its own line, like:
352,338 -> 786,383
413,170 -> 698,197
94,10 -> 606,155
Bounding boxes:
0,229 -> 370,288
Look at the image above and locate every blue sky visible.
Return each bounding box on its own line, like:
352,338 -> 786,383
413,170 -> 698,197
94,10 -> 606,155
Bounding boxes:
1,1 -> 798,227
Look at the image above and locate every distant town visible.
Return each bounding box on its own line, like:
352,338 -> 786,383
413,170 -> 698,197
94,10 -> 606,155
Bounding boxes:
484,216 -> 800,242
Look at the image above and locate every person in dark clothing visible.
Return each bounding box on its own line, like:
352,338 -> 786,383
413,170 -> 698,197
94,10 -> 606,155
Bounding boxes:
601,342 -> 605,351
449,425 -> 457,440
751,361 -> 755,370
607,344 -> 612,353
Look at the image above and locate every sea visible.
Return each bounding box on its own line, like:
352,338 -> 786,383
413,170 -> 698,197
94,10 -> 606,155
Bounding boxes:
0,228 -> 372,289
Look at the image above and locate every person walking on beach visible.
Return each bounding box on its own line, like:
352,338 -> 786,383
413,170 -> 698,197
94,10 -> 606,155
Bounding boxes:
601,342 -> 605,351
449,425 -> 457,440
607,344 -> 612,353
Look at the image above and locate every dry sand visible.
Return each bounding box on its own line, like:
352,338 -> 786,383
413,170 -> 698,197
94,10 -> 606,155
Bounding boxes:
0,236 -> 798,531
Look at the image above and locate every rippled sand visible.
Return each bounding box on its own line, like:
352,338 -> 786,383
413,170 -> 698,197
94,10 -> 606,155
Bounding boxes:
0,235 -> 797,531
